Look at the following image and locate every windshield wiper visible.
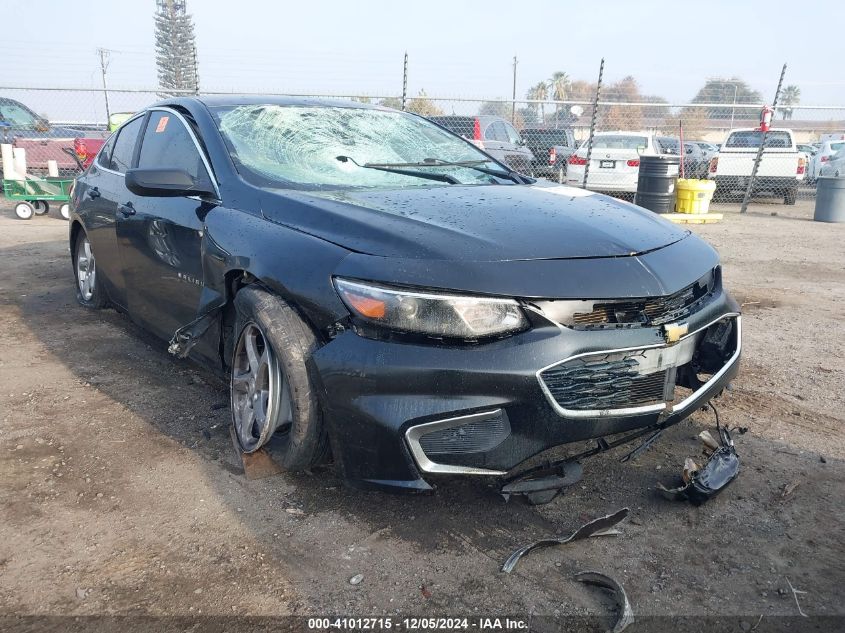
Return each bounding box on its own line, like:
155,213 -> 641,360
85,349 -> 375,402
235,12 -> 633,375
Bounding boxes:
336,155 -> 460,184
368,157 -> 529,185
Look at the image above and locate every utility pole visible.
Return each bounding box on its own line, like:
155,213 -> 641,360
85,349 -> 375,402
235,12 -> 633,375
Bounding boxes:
511,55 -> 518,124
97,48 -> 112,123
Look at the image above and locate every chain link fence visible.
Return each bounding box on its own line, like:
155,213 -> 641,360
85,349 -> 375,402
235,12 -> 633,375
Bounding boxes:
2,85 -> 844,209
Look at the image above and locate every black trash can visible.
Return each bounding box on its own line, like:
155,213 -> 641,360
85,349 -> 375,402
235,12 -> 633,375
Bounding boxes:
635,155 -> 680,213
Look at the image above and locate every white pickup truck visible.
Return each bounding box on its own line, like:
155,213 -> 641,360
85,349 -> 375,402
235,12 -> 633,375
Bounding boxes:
708,128 -> 807,205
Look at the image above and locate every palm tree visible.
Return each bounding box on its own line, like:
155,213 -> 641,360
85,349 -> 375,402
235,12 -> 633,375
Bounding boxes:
526,81 -> 548,124
780,85 -> 801,120
548,71 -> 570,126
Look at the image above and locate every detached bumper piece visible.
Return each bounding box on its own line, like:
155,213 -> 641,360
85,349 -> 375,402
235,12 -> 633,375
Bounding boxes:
658,445 -> 740,505
658,425 -> 741,505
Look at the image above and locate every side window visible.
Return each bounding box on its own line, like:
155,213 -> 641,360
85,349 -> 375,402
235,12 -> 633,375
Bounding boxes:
503,122 -> 522,145
137,111 -> 212,188
96,134 -> 116,169
109,116 -> 144,173
485,121 -> 508,142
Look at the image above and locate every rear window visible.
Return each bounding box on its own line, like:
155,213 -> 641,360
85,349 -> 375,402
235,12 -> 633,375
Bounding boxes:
428,117 -> 477,139
521,129 -> 569,145
830,142 -> 845,152
725,130 -> 792,149
590,135 -> 648,150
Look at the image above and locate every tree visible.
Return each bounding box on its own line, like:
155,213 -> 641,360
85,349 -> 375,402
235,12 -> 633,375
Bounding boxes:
526,81 -> 548,124
690,78 -> 763,120
780,85 -> 801,120
154,0 -> 199,97
378,97 -> 403,110
405,90 -> 444,117
548,71 -> 570,123
600,76 -> 642,130
662,106 -> 709,139
478,100 -> 511,118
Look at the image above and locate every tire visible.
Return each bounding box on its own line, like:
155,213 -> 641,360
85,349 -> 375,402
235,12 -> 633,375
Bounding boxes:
73,232 -> 107,309
60,203 -> 70,220
230,286 -> 328,469
33,201 -> 50,215
784,187 -> 797,205
15,202 -> 34,220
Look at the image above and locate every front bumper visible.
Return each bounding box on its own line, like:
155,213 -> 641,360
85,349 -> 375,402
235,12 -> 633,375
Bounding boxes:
311,290 -> 740,492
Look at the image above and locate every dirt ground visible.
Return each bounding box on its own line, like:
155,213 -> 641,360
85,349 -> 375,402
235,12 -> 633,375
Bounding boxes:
1,197 -> 843,632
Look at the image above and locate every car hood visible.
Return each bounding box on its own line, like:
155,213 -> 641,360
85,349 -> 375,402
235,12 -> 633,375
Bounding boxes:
260,182 -> 688,261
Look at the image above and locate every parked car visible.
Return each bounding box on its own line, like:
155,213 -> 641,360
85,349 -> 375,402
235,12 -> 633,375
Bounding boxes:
428,115 -> 534,174
820,150 -> 845,177
520,127 -> 576,179
682,142 -> 711,179
808,139 -> 845,182
708,128 -> 806,204
796,143 -> 817,157
564,131 -> 663,193
69,97 -> 740,492
0,97 -> 108,176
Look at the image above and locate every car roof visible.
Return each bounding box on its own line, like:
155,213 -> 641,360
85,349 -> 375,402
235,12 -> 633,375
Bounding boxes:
156,94 -> 385,111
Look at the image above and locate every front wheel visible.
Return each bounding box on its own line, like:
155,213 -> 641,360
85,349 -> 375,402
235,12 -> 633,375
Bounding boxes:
60,203 -> 70,220
230,287 -> 328,469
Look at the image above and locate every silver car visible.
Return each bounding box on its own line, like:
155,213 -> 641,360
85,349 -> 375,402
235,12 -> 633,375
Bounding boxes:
820,150 -> 845,177
428,115 -> 535,175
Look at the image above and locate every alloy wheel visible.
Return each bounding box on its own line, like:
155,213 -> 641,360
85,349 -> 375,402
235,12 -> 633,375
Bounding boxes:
76,237 -> 97,301
231,322 -> 291,452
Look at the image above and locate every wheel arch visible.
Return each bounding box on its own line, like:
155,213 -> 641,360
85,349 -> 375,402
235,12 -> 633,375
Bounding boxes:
69,219 -> 84,251
216,268 -> 330,372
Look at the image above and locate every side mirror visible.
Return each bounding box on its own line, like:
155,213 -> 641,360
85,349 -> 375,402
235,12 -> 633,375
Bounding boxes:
34,118 -> 51,132
125,168 -> 214,198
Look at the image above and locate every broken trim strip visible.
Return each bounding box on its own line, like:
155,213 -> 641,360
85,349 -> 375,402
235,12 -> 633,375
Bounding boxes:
501,507 -> 629,573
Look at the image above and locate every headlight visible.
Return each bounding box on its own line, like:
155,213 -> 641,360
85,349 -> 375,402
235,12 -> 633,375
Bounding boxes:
333,278 -> 528,340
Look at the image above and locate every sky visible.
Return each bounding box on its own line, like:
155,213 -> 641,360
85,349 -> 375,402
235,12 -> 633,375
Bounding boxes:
2,0 -> 844,121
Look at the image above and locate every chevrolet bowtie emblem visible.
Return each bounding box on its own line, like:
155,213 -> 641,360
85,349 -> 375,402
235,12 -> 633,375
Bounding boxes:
662,322 -> 688,344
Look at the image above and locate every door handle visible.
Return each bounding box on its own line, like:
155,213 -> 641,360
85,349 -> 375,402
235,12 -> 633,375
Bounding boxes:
87,187 -> 101,199
118,202 -> 136,217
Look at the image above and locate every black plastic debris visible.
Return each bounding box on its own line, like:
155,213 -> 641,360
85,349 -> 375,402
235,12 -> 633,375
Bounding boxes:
501,507 -> 629,573
658,445 -> 740,505
500,461 -> 583,505
574,571 -> 635,633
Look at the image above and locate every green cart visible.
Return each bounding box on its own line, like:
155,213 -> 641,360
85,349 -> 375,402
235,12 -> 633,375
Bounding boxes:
3,178 -> 73,220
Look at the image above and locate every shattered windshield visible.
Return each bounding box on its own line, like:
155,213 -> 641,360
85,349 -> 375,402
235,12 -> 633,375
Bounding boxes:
212,104 -> 507,190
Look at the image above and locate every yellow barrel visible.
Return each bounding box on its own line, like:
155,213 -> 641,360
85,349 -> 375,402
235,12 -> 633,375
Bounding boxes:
675,179 -> 717,214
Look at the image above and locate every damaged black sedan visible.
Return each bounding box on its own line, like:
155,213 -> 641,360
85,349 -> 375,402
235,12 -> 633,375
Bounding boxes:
69,96 -> 741,492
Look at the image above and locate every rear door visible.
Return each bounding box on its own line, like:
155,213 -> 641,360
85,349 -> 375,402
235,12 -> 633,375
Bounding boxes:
116,108 -> 218,341
501,121 -> 533,172
76,115 -> 145,308
482,121 -> 509,162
